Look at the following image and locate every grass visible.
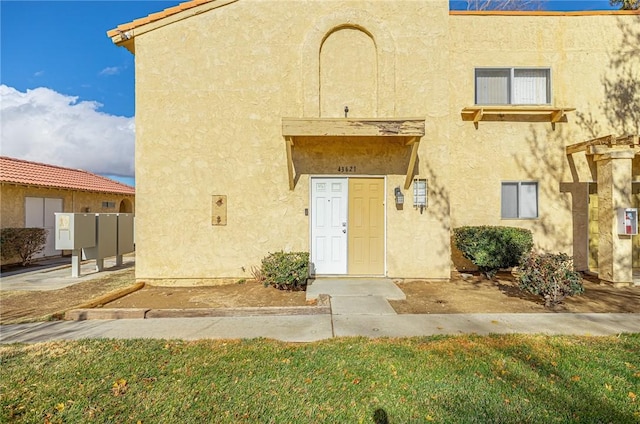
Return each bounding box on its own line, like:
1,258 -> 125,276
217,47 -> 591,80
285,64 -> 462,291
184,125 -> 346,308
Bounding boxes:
1,334 -> 639,423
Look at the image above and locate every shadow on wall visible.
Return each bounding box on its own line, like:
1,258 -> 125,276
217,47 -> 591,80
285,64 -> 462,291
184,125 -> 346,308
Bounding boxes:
576,17 -> 640,138
420,160 -> 452,262
514,125 -> 574,247
291,136 -> 415,186
575,16 -> 639,275
511,16 -> 640,272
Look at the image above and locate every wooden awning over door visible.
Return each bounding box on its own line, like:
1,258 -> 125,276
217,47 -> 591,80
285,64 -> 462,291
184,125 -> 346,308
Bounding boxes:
282,118 -> 425,190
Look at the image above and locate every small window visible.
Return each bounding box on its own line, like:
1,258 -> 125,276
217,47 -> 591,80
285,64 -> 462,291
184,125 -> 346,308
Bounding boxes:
501,182 -> 538,219
102,201 -> 116,209
475,68 -> 550,105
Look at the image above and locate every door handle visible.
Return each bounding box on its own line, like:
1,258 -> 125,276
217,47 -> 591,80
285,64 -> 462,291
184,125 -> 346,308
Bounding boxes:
342,229 -> 346,233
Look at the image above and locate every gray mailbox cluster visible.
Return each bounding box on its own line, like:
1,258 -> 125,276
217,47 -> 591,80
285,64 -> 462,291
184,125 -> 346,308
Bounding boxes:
54,213 -> 135,277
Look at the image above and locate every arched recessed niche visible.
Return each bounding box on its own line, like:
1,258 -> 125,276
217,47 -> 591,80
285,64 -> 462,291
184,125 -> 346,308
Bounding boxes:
302,9 -> 396,117
320,27 -> 377,118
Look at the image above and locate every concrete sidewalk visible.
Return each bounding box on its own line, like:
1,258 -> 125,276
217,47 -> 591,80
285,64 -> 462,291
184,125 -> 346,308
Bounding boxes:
1,313 -> 638,344
1,274 -> 639,343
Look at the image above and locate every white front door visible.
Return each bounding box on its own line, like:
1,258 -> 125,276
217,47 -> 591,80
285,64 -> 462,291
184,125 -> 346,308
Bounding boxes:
25,197 -> 63,257
311,178 -> 348,274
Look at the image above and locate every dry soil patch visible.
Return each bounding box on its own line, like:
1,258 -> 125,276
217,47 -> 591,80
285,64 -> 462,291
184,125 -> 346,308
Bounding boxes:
2,270 -> 638,324
106,271 -> 638,314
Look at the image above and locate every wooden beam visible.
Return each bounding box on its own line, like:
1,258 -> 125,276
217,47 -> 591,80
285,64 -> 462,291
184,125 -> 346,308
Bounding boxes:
285,137 -> 295,190
566,135 -> 615,155
588,134 -> 616,145
550,109 -> 564,122
473,108 -> 483,129
462,106 -> 576,114
404,138 -> 420,190
550,109 -> 564,131
613,134 -> 639,146
590,147 -> 639,159
282,118 -> 425,137
461,106 -> 575,128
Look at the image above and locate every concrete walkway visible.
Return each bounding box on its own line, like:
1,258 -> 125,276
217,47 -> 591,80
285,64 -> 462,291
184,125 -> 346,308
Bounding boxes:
1,274 -> 639,343
1,256 -> 135,291
2,313 -> 638,344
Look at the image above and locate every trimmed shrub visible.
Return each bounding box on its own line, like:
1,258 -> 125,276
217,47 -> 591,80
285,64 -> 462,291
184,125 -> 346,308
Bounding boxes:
518,252 -> 584,308
261,251 -> 309,291
453,226 -> 533,279
1,228 -> 48,266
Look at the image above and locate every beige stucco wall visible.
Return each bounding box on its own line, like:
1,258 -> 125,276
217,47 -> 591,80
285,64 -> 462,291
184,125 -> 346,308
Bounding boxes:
133,0 -> 451,283
1,184 -> 135,229
448,13 -> 640,271
129,0 -> 638,283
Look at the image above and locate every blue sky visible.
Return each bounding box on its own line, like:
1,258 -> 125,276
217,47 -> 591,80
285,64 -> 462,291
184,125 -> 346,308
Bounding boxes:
0,0 -> 621,187
1,1 -> 176,186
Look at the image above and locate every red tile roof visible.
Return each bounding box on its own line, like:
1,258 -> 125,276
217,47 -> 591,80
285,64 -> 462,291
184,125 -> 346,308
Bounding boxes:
107,0 -> 640,39
106,0 -> 215,37
0,156 -> 135,195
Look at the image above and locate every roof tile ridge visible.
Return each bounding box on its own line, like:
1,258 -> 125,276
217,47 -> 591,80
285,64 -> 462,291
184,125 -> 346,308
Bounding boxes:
89,171 -> 136,190
0,155 -> 134,191
0,155 -> 85,173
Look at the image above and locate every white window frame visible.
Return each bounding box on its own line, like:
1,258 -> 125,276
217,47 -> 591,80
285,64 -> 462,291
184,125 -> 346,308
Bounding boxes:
501,181 -> 538,219
475,67 -> 551,105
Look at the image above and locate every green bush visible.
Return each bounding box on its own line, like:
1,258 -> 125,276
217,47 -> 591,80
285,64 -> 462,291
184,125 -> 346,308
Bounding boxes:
1,228 -> 48,266
261,251 -> 309,291
453,226 -> 533,279
518,252 -> 584,308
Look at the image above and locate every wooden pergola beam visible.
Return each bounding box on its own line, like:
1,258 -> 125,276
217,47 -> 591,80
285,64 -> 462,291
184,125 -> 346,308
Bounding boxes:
613,134 -> 639,145
566,135 -> 615,155
566,134 -> 639,155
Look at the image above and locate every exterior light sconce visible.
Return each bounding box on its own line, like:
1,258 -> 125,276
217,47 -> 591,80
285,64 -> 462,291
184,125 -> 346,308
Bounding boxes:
413,179 -> 427,213
344,106 -> 349,118
394,187 -> 404,205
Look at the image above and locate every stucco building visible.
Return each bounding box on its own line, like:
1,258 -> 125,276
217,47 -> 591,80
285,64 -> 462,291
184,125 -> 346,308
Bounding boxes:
0,156 -> 135,263
108,1 -> 639,285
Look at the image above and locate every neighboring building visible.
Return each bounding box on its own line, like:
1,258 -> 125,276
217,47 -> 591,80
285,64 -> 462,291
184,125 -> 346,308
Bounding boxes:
108,0 -> 639,285
0,156 -> 135,262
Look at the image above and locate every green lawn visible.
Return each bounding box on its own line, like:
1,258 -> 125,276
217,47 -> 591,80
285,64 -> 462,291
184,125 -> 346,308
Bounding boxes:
1,335 -> 639,423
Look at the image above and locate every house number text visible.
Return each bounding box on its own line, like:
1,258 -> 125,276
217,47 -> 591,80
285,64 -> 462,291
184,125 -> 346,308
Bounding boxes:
337,166 -> 357,173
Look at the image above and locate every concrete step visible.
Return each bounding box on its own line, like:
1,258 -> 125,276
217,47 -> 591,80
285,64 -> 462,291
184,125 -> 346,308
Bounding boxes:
306,278 -> 405,301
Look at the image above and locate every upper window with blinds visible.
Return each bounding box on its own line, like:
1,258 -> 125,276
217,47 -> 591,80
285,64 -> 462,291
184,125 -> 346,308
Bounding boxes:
475,68 -> 551,105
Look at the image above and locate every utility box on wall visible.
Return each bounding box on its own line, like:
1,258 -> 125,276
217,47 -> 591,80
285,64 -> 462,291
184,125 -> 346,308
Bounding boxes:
54,213 -> 96,250
617,208 -> 638,235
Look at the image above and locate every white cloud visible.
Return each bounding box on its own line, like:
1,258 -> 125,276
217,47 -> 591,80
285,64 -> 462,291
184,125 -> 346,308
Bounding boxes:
99,66 -> 121,76
34,71 -> 45,77
0,85 -> 134,177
